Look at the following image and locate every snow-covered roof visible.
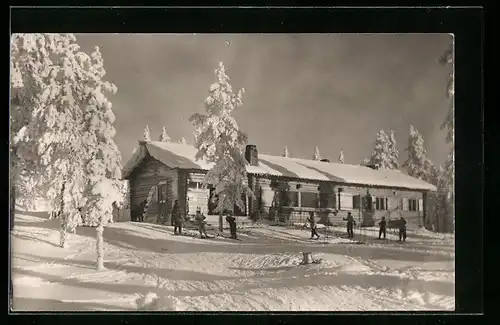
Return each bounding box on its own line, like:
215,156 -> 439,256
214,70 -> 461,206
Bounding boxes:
122,141 -> 436,191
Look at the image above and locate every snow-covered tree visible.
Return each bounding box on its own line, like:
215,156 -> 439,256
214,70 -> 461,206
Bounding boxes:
283,145 -> 290,158
427,162 -> 454,233
338,150 -> 345,164
159,126 -> 170,142
403,125 -> 432,182
11,34 -> 90,246
10,34 -> 122,270
366,129 -> 393,169
193,126 -> 202,144
439,39 -> 455,232
189,62 -> 254,232
78,45 -> 123,270
388,130 -> 400,169
178,137 -> 187,145
313,146 -> 321,161
144,125 -> 151,142
440,37 -> 454,146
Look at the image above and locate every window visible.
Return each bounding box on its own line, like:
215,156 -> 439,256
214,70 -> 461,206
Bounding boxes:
352,195 -> 361,210
301,192 -> 318,208
375,197 -> 388,211
339,193 -> 353,210
407,198 -> 419,212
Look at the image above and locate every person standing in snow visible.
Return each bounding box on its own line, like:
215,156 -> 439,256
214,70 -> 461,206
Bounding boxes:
172,200 -> 183,235
398,216 -> 407,242
195,207 -> 208,239
305,211 -> 320,240
343,212 -> 356,238
225,211 -> 237,239
378,216 -> 387,239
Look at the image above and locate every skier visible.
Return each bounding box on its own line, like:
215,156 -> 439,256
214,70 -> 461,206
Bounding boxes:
172,200 -> 183,235
378,216 -> 387,239
195,207 -> 208,239
225,211 -> 237,239
303,211 -> 320,240
343,212 -> 356,238
398,216 -> 407,242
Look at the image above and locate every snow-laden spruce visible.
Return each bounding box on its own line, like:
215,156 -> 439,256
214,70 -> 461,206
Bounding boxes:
178,137 -> 188,145
338,150 -> 345,164
283,145 -> 290,158
189,62 -> 255,232
159,126 -> 171,142
365,129 -> 398,169
144,125 -> 151,142
388,130 -> 400,169
313,146 -> 321,161
10,33 -> 123,270
440,38 -> 454,147
403,125 -> 432,182
11,34 -> 91,245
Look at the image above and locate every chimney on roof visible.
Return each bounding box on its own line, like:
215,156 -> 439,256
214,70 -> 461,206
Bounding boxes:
320,158 -> 330,163
245,145 -> 259,166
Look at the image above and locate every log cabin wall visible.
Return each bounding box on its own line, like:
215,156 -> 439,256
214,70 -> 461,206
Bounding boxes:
128,155 -> 179,223
253,174 -> 426,229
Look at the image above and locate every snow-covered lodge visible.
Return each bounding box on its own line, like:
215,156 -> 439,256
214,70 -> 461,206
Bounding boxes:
122,141 -> 436,228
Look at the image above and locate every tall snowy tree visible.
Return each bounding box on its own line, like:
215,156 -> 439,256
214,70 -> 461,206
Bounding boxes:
440,37 -> 454,146
366,129 -> 393,169
144,125 -> 151,142
313,146 -> 321,161
178,137 -> 188,145
10,34 -> 123,269
439,38 -> 455,232
193,126 -> 202,144
387,130 -> 400,169
189,62 -> 254,232
11,34 -> 89,245
403,125 -> 432,182
283,145 -> 290,158
159,126 -> 170,142
338,150 -> 345,164
78,46 -> 123,270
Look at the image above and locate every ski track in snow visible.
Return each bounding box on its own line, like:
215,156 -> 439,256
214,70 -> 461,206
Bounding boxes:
11,212 -> 455,311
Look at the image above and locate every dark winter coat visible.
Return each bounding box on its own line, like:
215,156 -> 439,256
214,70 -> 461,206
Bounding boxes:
307,216 -> 317,228
399,218 -> 407,231
226,216 -> 236,224
172,203 -> 182,223
344,215 -> 356,225
195,213 -> 206,225
379,219 -> 387,229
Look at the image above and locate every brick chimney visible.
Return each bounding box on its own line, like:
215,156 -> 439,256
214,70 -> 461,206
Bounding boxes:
245,145 -> 259,166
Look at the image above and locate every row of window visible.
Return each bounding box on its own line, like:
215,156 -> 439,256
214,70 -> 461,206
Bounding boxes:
276,190 -> 423,212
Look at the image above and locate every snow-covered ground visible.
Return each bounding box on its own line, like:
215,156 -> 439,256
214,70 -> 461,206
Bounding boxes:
11,211 -> 455,312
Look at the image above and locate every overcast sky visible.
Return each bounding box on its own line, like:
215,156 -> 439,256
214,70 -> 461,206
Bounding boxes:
76,33 -> 452,167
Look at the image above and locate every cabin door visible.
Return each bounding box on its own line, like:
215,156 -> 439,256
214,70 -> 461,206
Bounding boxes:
158,182 -> 168,224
